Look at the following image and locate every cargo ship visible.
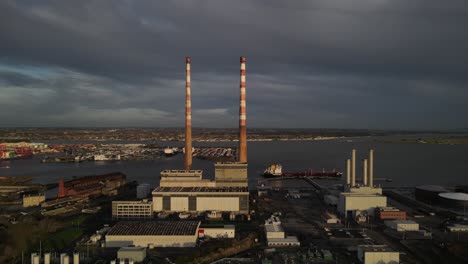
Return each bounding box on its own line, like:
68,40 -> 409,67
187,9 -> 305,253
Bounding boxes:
263,164 -> 342,178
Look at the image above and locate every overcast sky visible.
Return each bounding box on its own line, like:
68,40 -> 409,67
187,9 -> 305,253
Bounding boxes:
0,0 -> 467,130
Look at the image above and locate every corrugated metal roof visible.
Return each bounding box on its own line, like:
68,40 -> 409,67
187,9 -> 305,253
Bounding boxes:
107,221 -> 199,236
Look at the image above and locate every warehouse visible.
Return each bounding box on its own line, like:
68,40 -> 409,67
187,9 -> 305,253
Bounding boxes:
338,193 -> 387,218
105,221 -> 200,248
152,186 -> 249,214
385,220 -> 419,232
357,245 -> 399,264
112,200 -> 153,219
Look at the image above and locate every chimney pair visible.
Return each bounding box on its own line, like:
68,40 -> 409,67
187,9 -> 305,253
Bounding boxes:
184,57 -> 247,170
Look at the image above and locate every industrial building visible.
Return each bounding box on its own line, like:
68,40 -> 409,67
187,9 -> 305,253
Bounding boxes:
117,247 -> 146,262
58,172 -> 126,198
105,221 -> 200,248
152,57 -> 250,216
112,200 -> 153,219
199,225 -> 236,238
338,193 -> 387,219
22,193 -> 45,207
385,220 -> 419,232
438,192 -> 468,209
344,149 -> 382,195
357,245 -> 399,264
375,207 -> 407,221
264,215 -> 300,247
159,170 -> 215,188
152,186 -> 249,213
214,162 -> 248,187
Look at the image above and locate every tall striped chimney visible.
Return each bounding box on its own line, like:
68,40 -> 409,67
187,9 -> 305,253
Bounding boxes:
184,57 -> 192,170
351,149 -> 356,187
238,56 -> 247,163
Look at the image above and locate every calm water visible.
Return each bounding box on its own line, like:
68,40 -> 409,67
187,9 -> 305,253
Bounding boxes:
2,137 -> 468,189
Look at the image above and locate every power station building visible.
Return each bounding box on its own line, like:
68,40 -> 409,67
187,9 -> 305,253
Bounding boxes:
152,186 -> 249,214
151,57 -> 250,216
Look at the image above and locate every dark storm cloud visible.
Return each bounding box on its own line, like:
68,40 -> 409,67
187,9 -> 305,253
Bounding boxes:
0,0 -> 467,129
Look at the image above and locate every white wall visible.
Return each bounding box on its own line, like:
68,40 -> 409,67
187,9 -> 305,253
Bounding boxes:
106,235 -> 197,248
171,197 -> 189,211
152,197 -> 162,211
197,197 -> 239,211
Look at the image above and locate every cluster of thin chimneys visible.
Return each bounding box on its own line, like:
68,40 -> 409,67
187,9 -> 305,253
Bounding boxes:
184,56 -> 247,171
346,149 -> 374,187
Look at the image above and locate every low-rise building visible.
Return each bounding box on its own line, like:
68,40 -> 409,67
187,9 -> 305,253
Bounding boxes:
23,194 -> 45,207
117,247 -> 146,262
385,220 -> 419,232
357,245 -> 399,264
447,224 -> 468,232
112,200 -> 153,219
375,207 -> 407,221
105,221 -> 200,248
264,215 -> 300,247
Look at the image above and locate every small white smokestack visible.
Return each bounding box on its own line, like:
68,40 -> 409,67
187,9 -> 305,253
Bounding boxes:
346,159 -> 351,185
363,159 -> 368,186
369,149 -> 374,187
351,149 -> 356,187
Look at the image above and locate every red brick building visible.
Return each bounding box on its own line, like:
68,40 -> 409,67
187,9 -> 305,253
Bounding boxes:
375,207 -> 407,221
58,172 -> 126,198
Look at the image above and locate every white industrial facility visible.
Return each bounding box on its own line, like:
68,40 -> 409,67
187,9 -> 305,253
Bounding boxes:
105,221 -> 200,248
357,245 -> 399,264
339,149 -> 388,219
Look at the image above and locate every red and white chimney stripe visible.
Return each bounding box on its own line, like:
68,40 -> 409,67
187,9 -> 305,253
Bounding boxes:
238,56 -> 247,163
185,57 -> 192,170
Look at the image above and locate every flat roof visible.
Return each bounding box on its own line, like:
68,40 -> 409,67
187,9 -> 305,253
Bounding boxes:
161,170 -> 203,173
107,221 -> 200,236
439,192 -> 468,201
118,247 -> 146,252
153,186 -> 248,193
358,245 -> 396,252
341,193 -> 385,197
266,224 -> 284,233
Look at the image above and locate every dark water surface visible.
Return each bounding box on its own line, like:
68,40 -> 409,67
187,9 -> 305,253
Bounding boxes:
2,137 -> 468,189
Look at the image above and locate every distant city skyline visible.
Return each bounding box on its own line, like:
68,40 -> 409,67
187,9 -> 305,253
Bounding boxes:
1,0 -> 467,130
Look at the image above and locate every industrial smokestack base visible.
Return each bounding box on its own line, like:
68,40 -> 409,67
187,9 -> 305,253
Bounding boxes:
184,56 -> 193,170
238,56 -> 247,163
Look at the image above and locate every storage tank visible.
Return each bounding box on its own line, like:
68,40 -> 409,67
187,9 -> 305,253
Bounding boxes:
438,193 -> 468,209
415,185 -> 448,204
